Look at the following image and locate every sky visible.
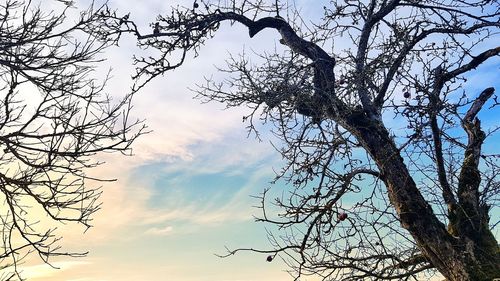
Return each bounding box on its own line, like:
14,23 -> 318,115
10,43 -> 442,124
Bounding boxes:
7,0 -> 500,281
19,1 -> 312,280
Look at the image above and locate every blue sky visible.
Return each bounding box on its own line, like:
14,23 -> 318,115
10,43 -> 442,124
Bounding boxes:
20,2 -> 297,278
15,0 -> 499,280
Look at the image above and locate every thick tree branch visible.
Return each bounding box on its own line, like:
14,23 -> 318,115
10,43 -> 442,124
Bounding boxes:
122,10 -> 347,115
444,47 -> 500,82
455,87 -> 495,235
355,0 -> 400,117
464,87 -> 495,123
430,113 -> 456,207
428,67 -> 457,210
120,1 -> 500,280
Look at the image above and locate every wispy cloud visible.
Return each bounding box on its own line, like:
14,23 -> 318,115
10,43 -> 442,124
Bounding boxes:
22,261 -> 90,280
66,278 -> 109,281
145,225 -> 174,236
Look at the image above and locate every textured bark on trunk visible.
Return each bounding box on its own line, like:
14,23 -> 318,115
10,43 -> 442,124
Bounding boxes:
342,112 -> 500,281
216,12 -> 500,280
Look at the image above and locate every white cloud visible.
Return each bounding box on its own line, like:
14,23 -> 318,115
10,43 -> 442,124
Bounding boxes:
145,225 -> 174,236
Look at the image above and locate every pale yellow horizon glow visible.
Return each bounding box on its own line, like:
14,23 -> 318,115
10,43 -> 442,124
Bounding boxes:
5,0 -> 491,280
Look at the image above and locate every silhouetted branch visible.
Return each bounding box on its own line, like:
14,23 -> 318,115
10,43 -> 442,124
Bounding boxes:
0,0 -> 146,278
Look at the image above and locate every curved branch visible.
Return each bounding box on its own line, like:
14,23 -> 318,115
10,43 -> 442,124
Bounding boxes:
455,87 -> 495,236
356,0 -> 401,116
128,9 -> 351,118
444,47 -> 500,82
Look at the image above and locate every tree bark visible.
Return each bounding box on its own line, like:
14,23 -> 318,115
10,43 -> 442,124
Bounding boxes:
343,113 -> 500,281
133,8 -> 500,280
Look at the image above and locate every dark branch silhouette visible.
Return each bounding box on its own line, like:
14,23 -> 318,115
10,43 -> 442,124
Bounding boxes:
110,0 -> 499,280
0,0 -> 145,279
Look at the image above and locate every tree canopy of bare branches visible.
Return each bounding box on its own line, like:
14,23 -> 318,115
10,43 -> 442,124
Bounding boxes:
0,0 -> 144,279
111,0 -> 499,280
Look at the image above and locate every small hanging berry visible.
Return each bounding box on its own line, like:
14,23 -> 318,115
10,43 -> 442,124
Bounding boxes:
337,212 -> 348,221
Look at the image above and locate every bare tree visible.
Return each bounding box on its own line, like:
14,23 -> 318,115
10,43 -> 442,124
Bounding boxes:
111,0 -> 499,280
0,0 -> 144,279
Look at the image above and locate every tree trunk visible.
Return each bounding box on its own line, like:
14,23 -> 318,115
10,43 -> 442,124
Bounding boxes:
342,113 -> 500,281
